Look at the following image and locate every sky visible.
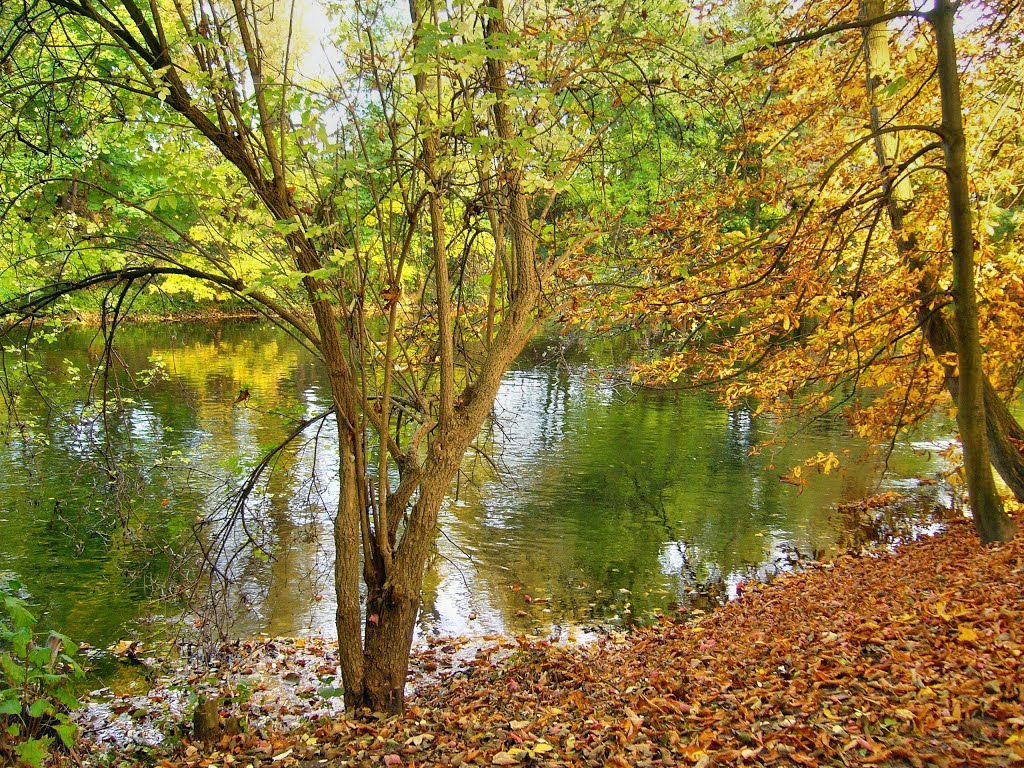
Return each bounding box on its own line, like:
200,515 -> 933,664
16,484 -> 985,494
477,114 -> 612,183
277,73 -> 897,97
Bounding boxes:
290,0 -> 340,82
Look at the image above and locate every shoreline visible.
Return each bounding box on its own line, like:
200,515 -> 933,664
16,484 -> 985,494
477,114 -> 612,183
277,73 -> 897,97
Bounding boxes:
69,308 -> 266,326
70,513 -> 1024,767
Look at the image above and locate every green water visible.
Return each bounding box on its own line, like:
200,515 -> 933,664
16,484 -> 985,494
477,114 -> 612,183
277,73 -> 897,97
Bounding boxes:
0,321 -> 951,651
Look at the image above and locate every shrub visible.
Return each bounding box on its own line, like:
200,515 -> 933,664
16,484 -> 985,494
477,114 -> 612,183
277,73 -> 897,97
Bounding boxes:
1,580 -> 83,767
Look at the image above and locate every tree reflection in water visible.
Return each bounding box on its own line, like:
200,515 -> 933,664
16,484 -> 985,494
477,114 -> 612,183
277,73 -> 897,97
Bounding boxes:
0,322 -> 952,652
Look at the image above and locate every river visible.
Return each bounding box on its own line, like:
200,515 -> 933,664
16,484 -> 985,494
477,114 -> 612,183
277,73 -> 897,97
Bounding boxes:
0,320 -> 952,654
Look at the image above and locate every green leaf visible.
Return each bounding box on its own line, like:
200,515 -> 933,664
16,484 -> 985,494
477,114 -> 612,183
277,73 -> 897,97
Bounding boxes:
3,595 -> 36,630
15,736 -> 52,768
27,698 -> 50,718
0,697 -> 21,715
306,266 -> 338,281
1,653 -> 27,684
57,688 -> 81,709
54,722 -> 79,748
882,75 -> 908,98
274,218 -> 301,235
29,647 -> 52,669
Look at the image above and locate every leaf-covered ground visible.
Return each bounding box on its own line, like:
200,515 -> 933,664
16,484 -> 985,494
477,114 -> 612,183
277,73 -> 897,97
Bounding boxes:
84,515 -> 1024,767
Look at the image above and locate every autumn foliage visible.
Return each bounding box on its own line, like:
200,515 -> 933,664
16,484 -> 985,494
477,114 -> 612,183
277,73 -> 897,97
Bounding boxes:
565,0 -> 1024,458
104,514 -> 1024,768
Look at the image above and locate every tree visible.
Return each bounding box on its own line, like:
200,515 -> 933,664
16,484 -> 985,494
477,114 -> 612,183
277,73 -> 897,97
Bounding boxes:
860,0 -> 1014,541
577,0 -> 1022,542
0,0 -> 695,712
929,0 -> 1013,541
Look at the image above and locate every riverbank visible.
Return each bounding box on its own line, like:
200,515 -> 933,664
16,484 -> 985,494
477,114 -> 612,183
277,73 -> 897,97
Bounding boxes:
68,307 -> 265,325
67,510 -> 1023,768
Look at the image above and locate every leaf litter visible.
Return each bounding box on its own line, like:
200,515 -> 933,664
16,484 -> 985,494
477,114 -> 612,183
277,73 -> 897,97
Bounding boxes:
68,515 -> 1023,767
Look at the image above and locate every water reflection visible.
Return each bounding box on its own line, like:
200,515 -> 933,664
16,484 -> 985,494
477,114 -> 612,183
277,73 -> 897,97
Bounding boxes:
420,343 -> 951,637
0,322 -> 952,649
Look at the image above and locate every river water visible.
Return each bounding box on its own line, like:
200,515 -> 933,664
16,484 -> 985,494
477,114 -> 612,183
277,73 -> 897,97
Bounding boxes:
0,320 -> 952,653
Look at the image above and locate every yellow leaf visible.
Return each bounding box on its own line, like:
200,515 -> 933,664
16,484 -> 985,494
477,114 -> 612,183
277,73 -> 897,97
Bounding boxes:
958,626 -> 980,642
933,601 -> 968,621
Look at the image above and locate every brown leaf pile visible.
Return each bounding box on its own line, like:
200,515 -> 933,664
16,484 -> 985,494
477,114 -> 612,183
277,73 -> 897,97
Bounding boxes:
117,517 -> 1024,768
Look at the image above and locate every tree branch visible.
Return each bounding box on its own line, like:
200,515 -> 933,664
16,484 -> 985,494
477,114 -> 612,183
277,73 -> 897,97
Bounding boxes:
724,10 -> 929,66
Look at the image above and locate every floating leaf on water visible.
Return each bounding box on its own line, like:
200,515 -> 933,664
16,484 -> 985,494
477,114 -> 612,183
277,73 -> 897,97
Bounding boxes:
109,640 -> 142,657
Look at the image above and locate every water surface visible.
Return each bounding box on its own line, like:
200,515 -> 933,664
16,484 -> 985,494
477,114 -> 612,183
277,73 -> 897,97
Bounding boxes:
0,322 -> 951,651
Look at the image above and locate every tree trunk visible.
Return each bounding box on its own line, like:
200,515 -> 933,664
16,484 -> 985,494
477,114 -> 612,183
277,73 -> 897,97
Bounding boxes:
983,386 -> 1024,502
931,0 -> 1015,542
359,467 -> 451,714
357,425 -> 489,712
921,312 -> 1024,501
361,580 -> 421,715
334,427 -> 367,710
861,0 -> 1022,535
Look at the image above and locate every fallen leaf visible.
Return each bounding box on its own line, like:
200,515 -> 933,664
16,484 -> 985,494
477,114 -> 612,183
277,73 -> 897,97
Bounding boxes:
957,626 -> 979,642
